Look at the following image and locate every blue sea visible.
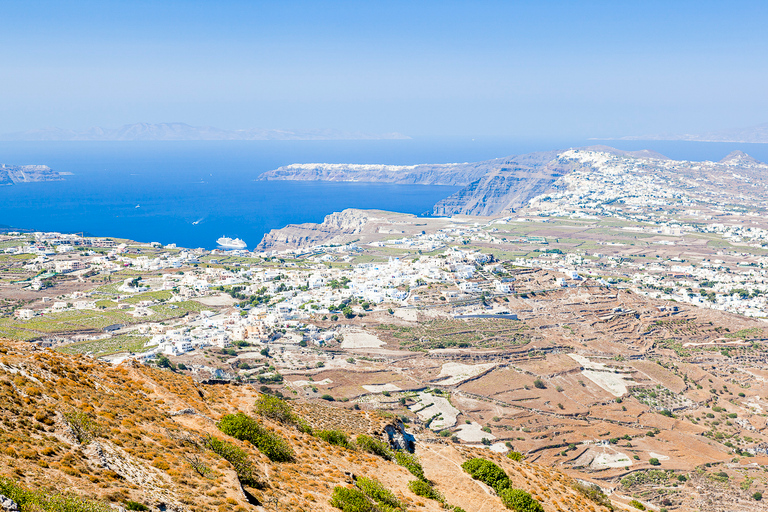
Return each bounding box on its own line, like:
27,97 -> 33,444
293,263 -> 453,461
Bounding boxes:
1,138 -> 767,249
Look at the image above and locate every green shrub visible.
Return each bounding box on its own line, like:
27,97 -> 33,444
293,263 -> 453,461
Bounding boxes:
356,477 -> 404,511
393,451 -> 426,481
124,501 -> 149,511
499,488 -> 544,512
317,429 -> 353,449
648,457 -> 661,466
0,477 -> 111,512
461,457 -> 510,492
408,480 -> 444,503
62,411 -> 100,444
254,394 -> 295,423
356,434 -> 392,460
507,451 -> 525,462
533,379 -> 545,389
754,491 -> 763,501
203,435 -> 259,486
629,499 -> 646,510
321,394 -> 335,401
253,394 -> 313,433
330,486 -> 376,512
217,412 -> 294,462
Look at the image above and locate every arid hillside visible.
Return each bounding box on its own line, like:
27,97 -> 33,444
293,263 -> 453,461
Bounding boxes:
0,340 -> 613,512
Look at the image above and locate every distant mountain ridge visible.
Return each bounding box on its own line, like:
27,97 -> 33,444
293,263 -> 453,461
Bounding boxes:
0,122 -> 411,141
611,122 -> 768,143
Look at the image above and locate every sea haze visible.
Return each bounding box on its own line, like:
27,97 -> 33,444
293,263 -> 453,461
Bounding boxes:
1,139 -> 767,249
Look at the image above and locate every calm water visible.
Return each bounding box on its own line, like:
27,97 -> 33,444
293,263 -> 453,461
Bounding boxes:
1,138 -> 766,249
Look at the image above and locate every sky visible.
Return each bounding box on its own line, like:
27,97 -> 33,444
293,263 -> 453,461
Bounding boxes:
0,0 -> 767,139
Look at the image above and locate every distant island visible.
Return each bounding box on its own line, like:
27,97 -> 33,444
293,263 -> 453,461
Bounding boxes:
605,122 -> 768,143
0,164 -> 62,185
0,122 -> 411,141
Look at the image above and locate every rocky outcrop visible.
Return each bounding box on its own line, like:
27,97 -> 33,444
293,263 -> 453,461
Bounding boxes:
0,494 -> 19,512
258,160 -> 503,186
257,209 -> 372,250
0,164 -> 62,185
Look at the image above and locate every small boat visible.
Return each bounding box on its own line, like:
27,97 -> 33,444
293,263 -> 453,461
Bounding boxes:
217,236 -> 247,249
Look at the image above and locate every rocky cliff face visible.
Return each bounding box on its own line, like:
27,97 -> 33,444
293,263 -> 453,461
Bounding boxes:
432,151 -> 573,216
0,164 -> 62,185
257,209 -> 372,250
257,160 -> 502,186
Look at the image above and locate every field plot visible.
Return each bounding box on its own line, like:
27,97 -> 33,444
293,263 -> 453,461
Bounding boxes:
433,362 -> 496,385
58,334 -> 153,356
569,354 -> 636,397
455,421 -> 496,442
1,300 -> 206,341
294,369 -> 417,399
340,328 -> 385,349
409,391 -> 460,430
376,317 -> 531,351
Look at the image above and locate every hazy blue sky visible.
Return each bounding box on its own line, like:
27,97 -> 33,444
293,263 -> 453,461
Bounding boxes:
1,0 -> 766,138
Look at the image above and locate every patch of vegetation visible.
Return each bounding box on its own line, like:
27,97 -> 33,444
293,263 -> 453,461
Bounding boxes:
217,412 -> 294,462
393,451 -> 426,481
253,394 -> 312,433
356,434 -> 392,460
621,470 -> 673,488
0,477 -> 111,512
499,488 -> 544,512
572,482 -> 613,511
408,479 -> 444,503
654,339 -> 691,357
203,435 -> 259,487
377,318 -> 530,351
461,457 -> 510,492
355,477 -> 405,511
62,410 -> 100,444
317,429 -> 354,449
330,486 -> 376,512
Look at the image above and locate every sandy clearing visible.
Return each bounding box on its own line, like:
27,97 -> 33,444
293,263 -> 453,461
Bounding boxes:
196,294 -> 237,306
591,450 -> 632,469
489,442 -> 507,453
434,362 -> 496,386
290,378 -> 333,387
394,308 -> 419,322
362,383 -> 402,393
569,354 -> 634,397
409,392 -> 459,431
340,329 -> 385,349
649,452 -> 670,460
455,422 -> 496,443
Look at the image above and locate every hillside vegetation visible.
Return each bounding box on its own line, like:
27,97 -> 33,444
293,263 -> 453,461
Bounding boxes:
0,339 -> 611,512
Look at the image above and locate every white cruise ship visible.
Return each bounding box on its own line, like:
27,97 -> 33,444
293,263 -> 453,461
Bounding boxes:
216,236 -> 247,249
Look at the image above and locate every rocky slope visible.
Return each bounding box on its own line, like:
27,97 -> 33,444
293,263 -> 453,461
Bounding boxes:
257,209 -> 373,251
0,164 -> 62,185
0,340 -> 611,512
258,161 -> 500,186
